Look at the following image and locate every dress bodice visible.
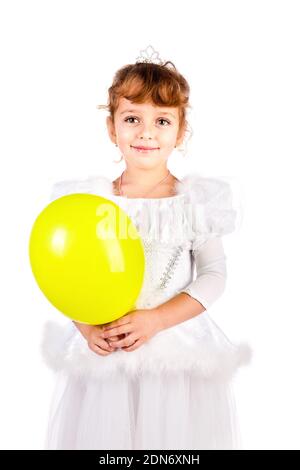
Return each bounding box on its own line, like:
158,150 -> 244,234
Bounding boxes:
48,173 -> 238,309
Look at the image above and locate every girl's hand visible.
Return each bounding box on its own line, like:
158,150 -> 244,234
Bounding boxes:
100,309 -> 162,352
73,322 -> 123,356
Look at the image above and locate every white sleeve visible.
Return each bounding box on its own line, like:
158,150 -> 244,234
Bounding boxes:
49,175 -> 113,202
180,236 -> 227,310
49,179 -> 81,202
178,175 -> 240,309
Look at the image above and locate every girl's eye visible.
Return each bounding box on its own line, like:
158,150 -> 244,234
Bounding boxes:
124,117 -> 170,126
158,118 -> 171,126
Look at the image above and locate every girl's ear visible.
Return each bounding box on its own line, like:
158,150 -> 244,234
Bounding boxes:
176,126 -> 185,147
106,116 -> 117,144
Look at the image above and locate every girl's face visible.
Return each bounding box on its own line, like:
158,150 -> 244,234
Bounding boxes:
107,97 -> 184,170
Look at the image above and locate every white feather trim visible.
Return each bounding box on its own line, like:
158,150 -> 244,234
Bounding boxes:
40,319 -> 252,382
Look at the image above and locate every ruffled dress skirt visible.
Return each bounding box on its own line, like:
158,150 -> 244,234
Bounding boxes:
41,313 -> 252,450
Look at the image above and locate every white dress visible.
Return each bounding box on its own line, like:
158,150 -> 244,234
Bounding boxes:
40,172 -> 252,450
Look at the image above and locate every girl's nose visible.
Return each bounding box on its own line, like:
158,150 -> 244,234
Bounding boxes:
138,132 -> 154,139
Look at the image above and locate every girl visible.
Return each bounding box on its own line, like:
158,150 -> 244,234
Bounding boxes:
41,45 -> 252,450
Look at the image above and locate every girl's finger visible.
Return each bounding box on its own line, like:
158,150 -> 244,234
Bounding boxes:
101,324 -> 132,339
102,315 -> 131,332
109,333 -> 138,349
88,342 -> 111,356
122,338 -> 143,352
95,338 -> 115,352
108,335 -> 123,342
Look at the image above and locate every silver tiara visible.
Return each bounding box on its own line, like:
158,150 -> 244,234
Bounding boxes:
135,45 -> 164,65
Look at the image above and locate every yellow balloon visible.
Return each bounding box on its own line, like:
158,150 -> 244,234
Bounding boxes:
29,194 -> 145,325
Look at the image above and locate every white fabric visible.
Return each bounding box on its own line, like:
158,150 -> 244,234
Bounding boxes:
46,370 -> 242,450
181,236 -> 227,309
41,172 -> 252,450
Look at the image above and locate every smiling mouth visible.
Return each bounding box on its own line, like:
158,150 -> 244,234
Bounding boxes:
131,146 -> 159,151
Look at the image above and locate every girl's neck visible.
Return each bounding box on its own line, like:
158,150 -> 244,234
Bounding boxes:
113,167 -> 179,198
121,166 -> 171,187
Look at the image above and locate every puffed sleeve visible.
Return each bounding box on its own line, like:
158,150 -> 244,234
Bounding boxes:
50,180 -> 74,201
49,175 -> 113,202
49,179 -> 81,202
191,176 -> 238,239
179,176 -> 238,309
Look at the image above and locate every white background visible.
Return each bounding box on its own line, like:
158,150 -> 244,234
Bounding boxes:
0,0 -> 299,450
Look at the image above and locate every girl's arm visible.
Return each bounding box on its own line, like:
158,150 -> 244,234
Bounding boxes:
154,236 -> 227,331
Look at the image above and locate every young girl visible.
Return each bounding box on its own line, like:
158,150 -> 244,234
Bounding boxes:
41,46 -> 252,450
